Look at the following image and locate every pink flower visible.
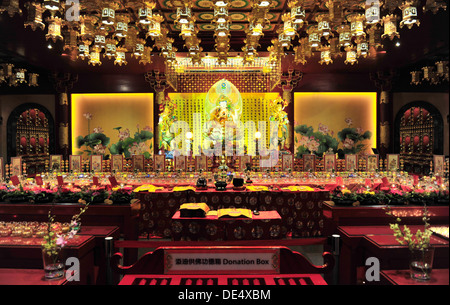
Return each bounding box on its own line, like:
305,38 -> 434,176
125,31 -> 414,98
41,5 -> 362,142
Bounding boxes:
83,113 -> 92,120
345,117 -> 353,127
93,144 -> 106,154
343,138 -> 355,149
118,128 -> 130,141
56,235 -> 67,247
143,126 -> 153,132
318,123 -> 329,135
356,127 -> 364,135
93,127 -> 104,134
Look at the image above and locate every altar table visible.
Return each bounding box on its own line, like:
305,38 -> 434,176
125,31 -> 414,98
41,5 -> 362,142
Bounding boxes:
171,210 -> 283,241
136,187 -> 329,239
0,268 -> 69,285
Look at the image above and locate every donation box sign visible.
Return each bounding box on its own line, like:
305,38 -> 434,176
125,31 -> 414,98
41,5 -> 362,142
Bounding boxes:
164,247 -> 280,275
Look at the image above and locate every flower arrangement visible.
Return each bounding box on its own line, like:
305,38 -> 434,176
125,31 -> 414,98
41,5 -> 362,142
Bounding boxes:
294,123 -> 339,157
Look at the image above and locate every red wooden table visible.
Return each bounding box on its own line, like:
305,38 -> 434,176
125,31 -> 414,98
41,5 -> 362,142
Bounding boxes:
171,210 -> 283,241
380,269 -> 449,285
0,268 -> 69,285
0,234 -> 95,285
337,225 -> 449,285
118,273 -> 328,285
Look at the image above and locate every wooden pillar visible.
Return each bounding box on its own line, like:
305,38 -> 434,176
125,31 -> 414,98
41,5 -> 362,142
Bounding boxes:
370,70 -> 396,159
51,73 -> 78,160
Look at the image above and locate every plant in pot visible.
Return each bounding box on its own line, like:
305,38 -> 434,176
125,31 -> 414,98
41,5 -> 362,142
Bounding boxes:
385,205 -> 435,281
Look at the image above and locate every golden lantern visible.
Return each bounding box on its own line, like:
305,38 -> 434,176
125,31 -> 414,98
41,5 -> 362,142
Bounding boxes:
344,47 -> 358,65
215,22 -> 229,37
349,14 -> 366,40
77,43 -> 90,60
436,61 -> 448,77
282,13 -> 297,37
101,3 -> 115,25
79,15 -> 96,43
28,73 -> 39,87
249,22 -> 264,36
367,25 -> 383,50
133,39 -> 146,58
63,28 -> 78,51
147,15 -> 163,38
176,6 -> 192,24
45,16 -> 63,42
181,22 -> 195,37
279,32 -> 292,49
357,41 -> 369,58
422,66 -> 435,81
93,32 -> 106,51
214,5 -> 229,24
139,2 -> 155,25
382,14 -> 399,40
15,69 -> 27,84
104,39 -> 117,59
365,0 -> 381,24
319,47 -> 333,65
307,25 -> 320,48
0,0 -> 22,17
88,50 -> 102,66
410,71 -> 421,85
114,48 -> 128,66
139,46 -> 153,65
290,1 -> 306,25
115,16 -> 129,39
400,1 -> 420,29
316,14 -> 332,39
255,0 -> 272,7
337,24 -> 351,47
24,2 -> 45,31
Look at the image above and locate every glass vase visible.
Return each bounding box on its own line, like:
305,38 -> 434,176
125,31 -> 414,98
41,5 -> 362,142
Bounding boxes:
409,247 -> 435,281
42,248 -> 65,280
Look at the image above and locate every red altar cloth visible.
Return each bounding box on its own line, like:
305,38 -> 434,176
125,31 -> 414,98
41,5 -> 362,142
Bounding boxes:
171,210 -> 283,241
136,187 -> 329,239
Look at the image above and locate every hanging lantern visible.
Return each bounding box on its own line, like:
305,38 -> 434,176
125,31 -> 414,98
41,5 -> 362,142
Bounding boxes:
88,50 -> 102,66
436,61 -> 448,77
104,39 -> 117,59
344,47 -> 358,65
77,43 -> 90,60
337,24 -> 351,47
15,69 -> 27,84
282,13 -> 296,37
357,41 -> 369,58
215,22 -> 229,37
382,14 -> 399,40
176,6 -> 192,24
101,4 -> 115,25
410,71 -> 421,85
115,16 -> 129,39
114,48 -> 128,66
249,22 -> 264,36
307,25 -> 320,48
423,0 -> 447,14
316,14 -> 332,39
213,6 -> 228,24
139,3 -> 154,25
2,63 -> 14,77
400,1 -> 420,29
24,2 -> 45,31
45,17 -> 63,42
63,28 -> 78,51
79,16 -> 96,42
422,66 -> 435,81
43,0 -> 60,11
0,0 -> 22,17
279,32 -> 292,48
181,22 -> 195,37
319,47 -> 333,65
290,3 -> 305,25
133,39 -> 145,58
93,32 -> 106,51
349,14 -> 366,40
365,0 -> 381,24
139,46 -> 153,65
147,15 -> 163,38
28,73 -> 39,87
